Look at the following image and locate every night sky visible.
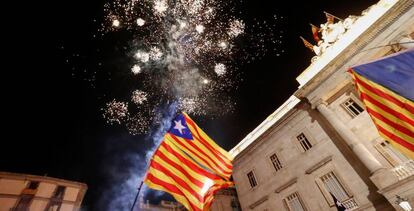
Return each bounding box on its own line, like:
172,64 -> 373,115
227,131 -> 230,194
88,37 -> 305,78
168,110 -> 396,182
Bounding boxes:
4,0 -> 377,210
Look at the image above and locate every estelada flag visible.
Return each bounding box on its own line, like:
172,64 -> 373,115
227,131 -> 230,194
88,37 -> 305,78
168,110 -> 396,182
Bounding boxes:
165,113 -> 233,180
349,49 -> 414,159
144,113 -> 234,210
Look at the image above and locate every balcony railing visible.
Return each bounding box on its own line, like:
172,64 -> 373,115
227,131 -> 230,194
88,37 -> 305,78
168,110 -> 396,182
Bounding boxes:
342,198 -> 358,210
392,160 -> 414,180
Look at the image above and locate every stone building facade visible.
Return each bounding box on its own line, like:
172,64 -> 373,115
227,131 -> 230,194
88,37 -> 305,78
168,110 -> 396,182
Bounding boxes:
0,172 -> 87,211
230,0 -> 414,210
210,188 -> 241,211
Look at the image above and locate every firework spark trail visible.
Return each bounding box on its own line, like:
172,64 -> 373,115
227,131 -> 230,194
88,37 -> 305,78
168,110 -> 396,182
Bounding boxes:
101,103 -> 178,211
101,0 -> 284,134
98,0 -> 284,208
103,100 -> 129,124
140,102 -> 179,198
102,0 -> 279,134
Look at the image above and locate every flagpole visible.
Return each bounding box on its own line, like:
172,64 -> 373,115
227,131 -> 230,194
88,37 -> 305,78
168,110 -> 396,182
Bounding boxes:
130,181 -> 144,211
323,11 -> 343,21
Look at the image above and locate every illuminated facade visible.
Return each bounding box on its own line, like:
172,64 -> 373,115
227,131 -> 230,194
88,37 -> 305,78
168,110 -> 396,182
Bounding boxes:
0,172 -> 87,211
231,0 -> 414,210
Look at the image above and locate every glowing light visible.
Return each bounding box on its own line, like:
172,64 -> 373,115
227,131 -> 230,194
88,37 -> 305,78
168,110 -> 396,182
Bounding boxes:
154,0 -> 168,15
178,20 -> 187,29
135,51 -> 150,63
200,179 -> 214,195
131,64 -> 142,75
149,47 -> 163,61
218,41 -> 227,49
228,19 -> 245,37
131,90 -> 148,105
214,63 -> 226,76
136,18 -> 145,26
195,25 -> 204,34
112,19 -> 120,27
101,0 -> 283,133
103,100 -> 128,124
179,98 -> 198,114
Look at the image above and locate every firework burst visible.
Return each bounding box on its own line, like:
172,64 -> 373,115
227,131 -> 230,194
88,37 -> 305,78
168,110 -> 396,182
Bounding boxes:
214,63 -> 226,76
101,0 -> 284,134
103,100 -> 129,124
131,90 -> 148,105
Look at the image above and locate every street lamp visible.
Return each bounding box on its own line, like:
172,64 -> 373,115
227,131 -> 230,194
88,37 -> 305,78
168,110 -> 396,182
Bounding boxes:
396,195 -> 412,211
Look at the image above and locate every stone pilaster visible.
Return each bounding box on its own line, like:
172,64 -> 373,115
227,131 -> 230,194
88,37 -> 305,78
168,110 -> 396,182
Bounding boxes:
315,100 -> 384,174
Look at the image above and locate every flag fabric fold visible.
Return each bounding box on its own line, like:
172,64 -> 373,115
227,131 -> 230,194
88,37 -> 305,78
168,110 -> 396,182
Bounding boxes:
310,24 -> 320,43
300,36 -> 314,52
349,49 -> 414,159
324,11 -> 335,24
144,112 -> 234,210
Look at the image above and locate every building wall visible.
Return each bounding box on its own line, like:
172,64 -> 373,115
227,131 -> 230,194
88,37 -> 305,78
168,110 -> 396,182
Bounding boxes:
232,104 -> 390,210
210,188 -> 241,211
231,0 -> 414,210
0,172 -> 87,211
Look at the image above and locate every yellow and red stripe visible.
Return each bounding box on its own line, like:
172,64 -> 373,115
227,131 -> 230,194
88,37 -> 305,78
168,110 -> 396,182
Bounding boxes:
166,133 -> 232,180
350,69 -> 414,159
174,113 -> 233,180
144,137 -> 232,210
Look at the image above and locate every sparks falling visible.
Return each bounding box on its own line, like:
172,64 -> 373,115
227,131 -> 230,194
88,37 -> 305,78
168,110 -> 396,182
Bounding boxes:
131,90 -> 148,105
101,0 -> 284,134
103,100 -> 129,124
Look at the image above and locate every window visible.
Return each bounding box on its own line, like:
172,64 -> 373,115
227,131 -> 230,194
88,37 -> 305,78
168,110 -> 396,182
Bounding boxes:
47,205 -> 61,211
321,172 -> 348,201
297,133 -> 312,152
270,153 -> 283,171
320,172 -> 358,210
284,192 -> 306,211
14,195 -> 34,210
247,171 -> 257,188
342,98 -> 364,118
375,140 -> 409,166
53,186 -> 66,199
14,182 -> 38,211
45,186 -> 66,211
27,181 -> 39,189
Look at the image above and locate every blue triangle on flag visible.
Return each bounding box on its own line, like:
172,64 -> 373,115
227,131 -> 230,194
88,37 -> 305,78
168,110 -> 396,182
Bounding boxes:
351,49 -> 414,101
168,114 -> 194,140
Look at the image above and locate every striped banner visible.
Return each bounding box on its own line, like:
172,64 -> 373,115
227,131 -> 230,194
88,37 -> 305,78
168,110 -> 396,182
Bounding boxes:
166,113 -> 233,180
349,49 -> 414,159
144,113 -> 234,210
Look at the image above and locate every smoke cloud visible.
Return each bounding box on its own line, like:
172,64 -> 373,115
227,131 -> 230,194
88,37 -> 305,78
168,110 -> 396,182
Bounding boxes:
98,102 -> 178,211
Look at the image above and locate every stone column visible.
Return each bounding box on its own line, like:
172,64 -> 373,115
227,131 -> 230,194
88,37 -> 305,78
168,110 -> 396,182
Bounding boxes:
315,101 -> 384,174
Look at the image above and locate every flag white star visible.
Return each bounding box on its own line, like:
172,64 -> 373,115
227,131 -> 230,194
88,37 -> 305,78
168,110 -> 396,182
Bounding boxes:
174,120 -> 186,134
